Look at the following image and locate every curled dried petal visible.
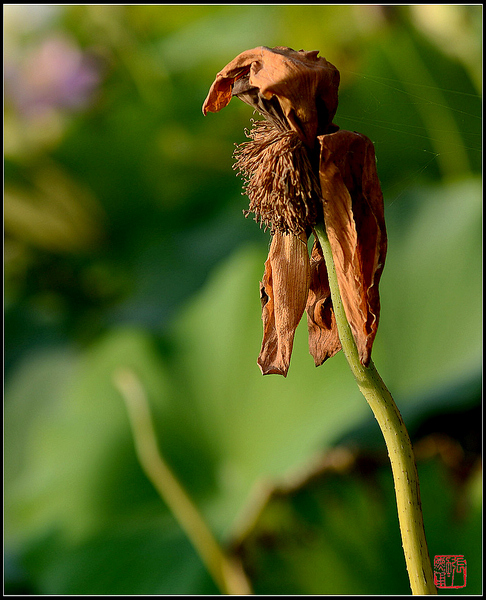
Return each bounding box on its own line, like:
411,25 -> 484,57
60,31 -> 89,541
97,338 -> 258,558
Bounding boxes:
318,130 -> 387,366
203,46 -> 340,146
258,231 -> 310,376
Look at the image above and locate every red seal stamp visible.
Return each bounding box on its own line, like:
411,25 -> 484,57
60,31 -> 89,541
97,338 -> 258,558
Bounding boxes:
434,555 -> 467,589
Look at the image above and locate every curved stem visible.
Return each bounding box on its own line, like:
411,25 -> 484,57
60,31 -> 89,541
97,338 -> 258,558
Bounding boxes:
314,223 -> 437,595
114,368 -> 252,596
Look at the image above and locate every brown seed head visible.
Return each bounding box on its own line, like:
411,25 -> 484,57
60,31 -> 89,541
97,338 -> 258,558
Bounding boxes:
234,120 -> 322,235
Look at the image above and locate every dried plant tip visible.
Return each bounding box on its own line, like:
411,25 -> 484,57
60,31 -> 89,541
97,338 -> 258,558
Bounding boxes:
203,48 -> 387,375
234,120 -> 322,235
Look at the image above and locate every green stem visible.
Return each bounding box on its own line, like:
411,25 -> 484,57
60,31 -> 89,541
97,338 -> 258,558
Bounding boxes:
114,368 -> 252,596
314,223 -> 437,595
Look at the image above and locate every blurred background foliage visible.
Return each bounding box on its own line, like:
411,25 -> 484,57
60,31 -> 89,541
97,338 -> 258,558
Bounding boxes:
4,5 -> 481,595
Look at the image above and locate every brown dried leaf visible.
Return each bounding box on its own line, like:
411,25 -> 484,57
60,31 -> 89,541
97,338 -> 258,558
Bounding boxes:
306,240 -> 342,365
318,130 -> 387,366
258,231 -> 310,376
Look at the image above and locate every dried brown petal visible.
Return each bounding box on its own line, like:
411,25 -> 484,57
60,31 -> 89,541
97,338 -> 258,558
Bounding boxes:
258,231 -> 310,376
202,46 -> 340,146
318,130 -> 387,366
306,240 -> 342,365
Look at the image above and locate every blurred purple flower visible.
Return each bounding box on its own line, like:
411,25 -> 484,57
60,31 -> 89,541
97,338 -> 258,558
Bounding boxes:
5,35 -> 101,116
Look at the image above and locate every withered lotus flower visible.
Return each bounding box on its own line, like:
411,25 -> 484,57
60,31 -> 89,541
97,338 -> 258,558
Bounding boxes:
203,46 -> 387,376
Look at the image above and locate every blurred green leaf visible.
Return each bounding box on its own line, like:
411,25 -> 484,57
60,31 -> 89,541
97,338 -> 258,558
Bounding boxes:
5,330 -> 168,546
19,524 -> 219,595
376,177 -> 482,397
